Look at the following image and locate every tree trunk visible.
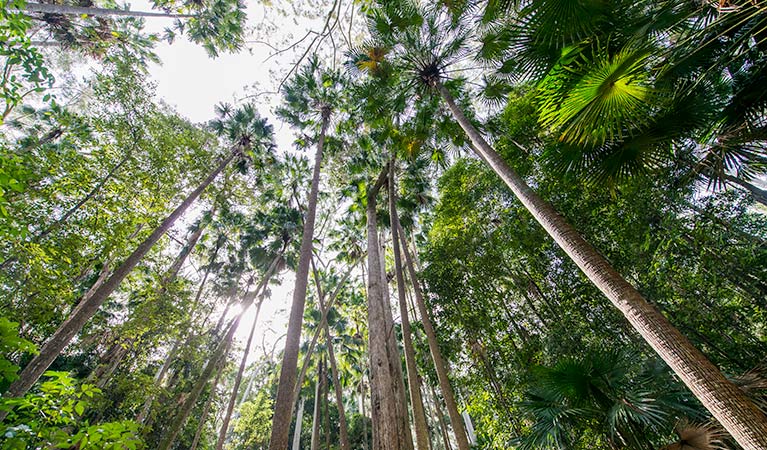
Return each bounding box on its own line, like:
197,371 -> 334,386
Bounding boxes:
396,222 -> 470,450
293,261 -> 357,407
5,150 -> 235,402
269,110 -> 329,450
309,259 -> 352,450
428,385 -> 452,450
725,174 -> 767,207
292,397 -> 306,450
214,256 -> 281,450
311,358 -> 324,450
389,162 -> 430,450
437,82 -> 767,449
18,2 -> 194,18
360,380 -> 370,450
190,355 -> 227,450
157,309 -> 243,450
365,164 -> 414,450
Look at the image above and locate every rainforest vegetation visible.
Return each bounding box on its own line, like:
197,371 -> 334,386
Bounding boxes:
1,0 -> 767,449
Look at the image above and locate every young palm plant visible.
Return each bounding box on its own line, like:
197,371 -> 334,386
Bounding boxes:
352,1 -> 767,448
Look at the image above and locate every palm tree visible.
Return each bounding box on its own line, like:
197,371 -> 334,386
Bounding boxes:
355,2 -> 767,448
269,57 -> 346,450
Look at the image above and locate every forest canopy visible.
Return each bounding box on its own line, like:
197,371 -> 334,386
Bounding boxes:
1,0 -> 767,449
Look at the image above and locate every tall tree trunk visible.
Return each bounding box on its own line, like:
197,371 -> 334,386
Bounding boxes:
292,397 -> 306,450
389,162 -> 430,450
270,109 -> 329,450
365,164 -> 414,450
293,260 -> 357,407
5,150 -> 235,402
396,222 -> 470,450
310,357 -> 324,450
428,385 -> 452,450
190,355 -> 227,450
17,2 -> 194,18
360,379 -> 370,450
157,305 -> 246,450
309,259 -> 352,450
214,256 -> 281,450
437,82 -> 767,449
725,174 -> 767,207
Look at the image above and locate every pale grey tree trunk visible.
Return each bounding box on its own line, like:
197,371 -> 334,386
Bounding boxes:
190,356 -> 227,450
310,358 -> 324,450
437,82 -> 767,450
292,397 -> 306,450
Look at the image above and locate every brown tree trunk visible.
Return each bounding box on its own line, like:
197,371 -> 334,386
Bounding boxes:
365,164 -> 414,450
269,109 -> 329,450
5,150 -> 235,402
437,82 -> 767,449
190,355 -> 227,450
157,304 -> 245,450
310,260 -> 351,450
214,256 -> 281,450
396,222 -> 470,450
389,162 -> 430,450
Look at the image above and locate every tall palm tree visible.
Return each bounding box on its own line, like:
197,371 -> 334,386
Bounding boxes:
269,57 -> 346,450
354,2 -> 767,448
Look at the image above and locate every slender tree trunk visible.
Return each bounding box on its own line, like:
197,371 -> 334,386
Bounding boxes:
360,380 -> 370,450
158,307 -> 245,450
396,222 -> 470,450
325,326 -> 351,450
311,358 -> 324,450
389,162 -> 430,450
323,357 -> 330,450
426,384 -> 451,450
725,174 -> 767,207
5,150 -> 235,402
292,397 -> 306,450
437,82 -> 767,449
309,259 -> 352,450
190,355 -> 227,450
270,110 -> 329,450
293,261 -> 358,407
17,2 -> 194,18
214,256 -> 281,450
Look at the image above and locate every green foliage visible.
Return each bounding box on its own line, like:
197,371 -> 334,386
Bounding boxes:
0,372 -> 144,449
227,390 -> 274,449
0,0 -> 55,123
0,319 -> 36,393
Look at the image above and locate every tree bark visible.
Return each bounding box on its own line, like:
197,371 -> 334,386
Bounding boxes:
428,385 -> 452,450
725,174 -> 767,207
396,222 -> 470,450
293,260 -> 357,407
18,2 -> 194,18
269,109 -> 329,450
157,307 -> 244,450
310,357 -> 324,450
5,150 -> 235,401
437,82 -> 767,450
190,355 -> 227,450
292,397 -> 306,450
365,164 -> 414,450
389,162 -> 430,450
214,256 -> 281,450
